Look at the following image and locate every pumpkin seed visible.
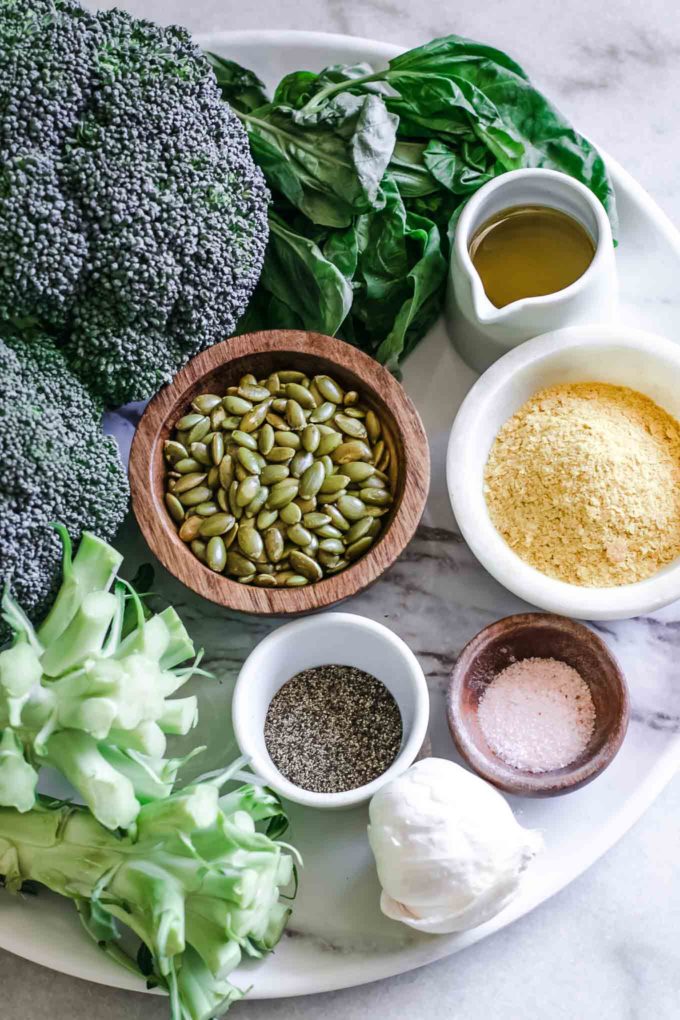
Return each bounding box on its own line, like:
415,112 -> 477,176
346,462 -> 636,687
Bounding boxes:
232,429 -> 258,450
190,442 -> 212,466
245,485 -> 269,517
227,550 -> 256,577
174,457 -> 201,474
347,536 -> 373,560
337,494 -> 367,520
327,558 -> 350,573
316,432 -> 342,456
240,373 -> 258,387
325,505 -> 350,532
192,394 -> 222,415
365,410 -> 381,443
316,524 -> 343,540
288,524 -> 312,547
210,405 -> 227,430
302,424 -> 320,452
187,417 -> 211,445
319,473 -> 349,494
343,461 -> 375,483
237,447 -> 262,475
175,413 -> 204,432
363,505 -> 389,518
236,476 -> 260,506
264,528 -> 285,563
257,508 -> 278,530
299,461 -> 326,499
223,395 -> 252,415
238,384 -> 271,402
225,523 -> 239,548
178,484 -> 212,507
274,430 -> 301,449
199,513 -> 235,537
333,440 -> 373,464
289,550 -> 322,581
315,375 -> 343,403
286,382 -> 316,408
344,390 -> 359,406
303,535 -> 319,557
165,493 -> 185,523
318,550 -> 341,568
303,512 -> 331,529
164,440 -> 188,463
217,488 -> 230,512
286,399 -> 307,430
255,573 -> 277,587
218,454 -> 234,491
179,515 -> 202,541
266,479 -> 299,510
195,501 -> 218,516
258,423 -> 275,455
290,449 -> 314,478
266,411 -> 288,430
261,463 -> 290,485
280,501 -> 302,525
267,446 -> 295,464
334,413 -> 367,439
372,439 -> 385,465
235,463 -> 248,483
278,370 -> 306,383
295,497 -> 317,513
361,487 -> 393,506
318,538 -> 344,555
319,455 -> 334,477
210,433 -> 224,466
221,415 -> 242,430
344,517 -> 373,544
190,539 -> 207,563
310,401 -> 336,424
266,372 -> 281,394
272,398 -> 288,413
238,526 -> 264,560
285,574 -> 309,587
240,402 -> 270,432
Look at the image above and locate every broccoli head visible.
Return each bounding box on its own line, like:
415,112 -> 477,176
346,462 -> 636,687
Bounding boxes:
0,328 -> 129,637
0,0 -> 269,406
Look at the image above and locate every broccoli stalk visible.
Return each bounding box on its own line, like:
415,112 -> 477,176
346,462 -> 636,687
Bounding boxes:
0,527 -> 207,830
0,770 -> 295,1019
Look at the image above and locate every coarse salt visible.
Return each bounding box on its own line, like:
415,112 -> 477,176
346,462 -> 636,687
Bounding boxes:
477,657 -> 596,773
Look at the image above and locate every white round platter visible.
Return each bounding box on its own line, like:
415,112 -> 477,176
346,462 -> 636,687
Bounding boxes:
1,29 -> 679,1003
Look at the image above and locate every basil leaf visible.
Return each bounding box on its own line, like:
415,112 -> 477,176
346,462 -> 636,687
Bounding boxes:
205,54 -> 269,113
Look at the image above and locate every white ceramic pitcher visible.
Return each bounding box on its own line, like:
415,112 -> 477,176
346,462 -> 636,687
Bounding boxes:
445,168 -> 618,373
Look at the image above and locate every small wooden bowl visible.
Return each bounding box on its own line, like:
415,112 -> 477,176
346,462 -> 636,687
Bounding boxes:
129,330 -> 430,615
446,613 -> 630,797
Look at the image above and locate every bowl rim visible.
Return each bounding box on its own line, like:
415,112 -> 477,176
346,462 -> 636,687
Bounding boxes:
447,324 -> 680,620
129,329 -> 430,615
446,612 -> 631,797
231,611 -> 431,809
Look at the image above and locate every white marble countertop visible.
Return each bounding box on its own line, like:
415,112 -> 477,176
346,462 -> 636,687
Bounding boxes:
3,1 -> 680,1017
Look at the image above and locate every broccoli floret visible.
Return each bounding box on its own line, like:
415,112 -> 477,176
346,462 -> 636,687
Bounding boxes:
0,0 -> 269,406
0,328 -> 129,637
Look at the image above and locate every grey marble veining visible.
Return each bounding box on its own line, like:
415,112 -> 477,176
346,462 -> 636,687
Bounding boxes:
3,1 -> 680,1018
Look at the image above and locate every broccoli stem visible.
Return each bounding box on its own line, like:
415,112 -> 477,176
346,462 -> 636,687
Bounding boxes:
45,731 -> 140,830
37,528 -> 123,649
40,590 -> 119,677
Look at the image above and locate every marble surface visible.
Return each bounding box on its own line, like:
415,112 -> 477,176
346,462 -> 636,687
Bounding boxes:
3,1 -> 680,1018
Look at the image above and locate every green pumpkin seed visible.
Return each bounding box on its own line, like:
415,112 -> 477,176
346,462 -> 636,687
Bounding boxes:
217,488 -> 229,512
316,524 -> 343,540
318,538 -> 344,555
221,415 -> 242,430
254,574 -> 277,587
232,429 -> 258,450
227,550 -> 256,577
344,406 -> 366,419
333,440 -> 372,464
285,574 -> 309,587
210,405 -> 227,430
347,535 -> 373,560
278,370 -> 306,383
264,528 -> 285,563
238,526 -> 264,560
325,504 -> 350,532
363,505 -> 389,518
164,440 -> 188,463
289,551 -> 322,582
288,524 -> 312,547
272,398 -> 288,413
192,394 -> 222,415
344,517 -> 373,544
303,512 -> 331,529
207,466 -> 219,489
179,515 -> 202,541
320,473 -> 349,494
290,450 -> 314,478
274,430 -> 301,449
266,479 -> 299,510
190,539 -> 207,563
280,501 -> 302,525
187,418 -> 211,445
286,400 -> 307,430
195,501 -> 219,516
228,480 -> 240,517
240,402 -> 270,433
326,558 -> 350,573
315,375 -> 343,403
372,439 -> 385,465
190,442 -> 212,466
223,395 -> 252,415
286,383 -> 316,409
359,474 -> 385,490
199,513 -> 235,538
303,536 -> 319,557
257,508 -> 278,530
261,463 -> 290,485
266,372 -> 281,393
225,523 -> 239,548
237,447 -> 262,475
318,550 -> 341,568
361,487 -> 393,506
235,463 -> 248,483
299,461 -> 326,499
365,410 -> 381,443
258,423 -> 275,455
240,373 -> 258,387
343,461 -> 375,483
267,446 -> 295,464
174,457 -> 201,474
266,412 -> 288,430
236,476 -> 260,506
334,413 -> 367,439
165,493 -> 185,523
337,494 -> 367,520
173,471 -> 207,494
295,497 -> 317,513
317,432 -> 343,456
245,485 -> 269,517
175,412 -> 204,431
320,455 -> 334,477
302,424 -> 320,452
210,432 -> 224,466
317,490 -> 346,505
344,390 -> 359,406
218,454 -> 234,490
238,384 -> 271,402
310,401 -> 336,424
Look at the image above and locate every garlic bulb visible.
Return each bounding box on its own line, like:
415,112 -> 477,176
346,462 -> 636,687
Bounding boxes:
367,758 -> 543,934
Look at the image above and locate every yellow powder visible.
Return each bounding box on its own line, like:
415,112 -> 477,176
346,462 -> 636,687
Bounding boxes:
484,382 -> 680,586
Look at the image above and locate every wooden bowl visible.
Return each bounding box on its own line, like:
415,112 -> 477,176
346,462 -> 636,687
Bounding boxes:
129,330 -> 430,615
446,613 -> 630,796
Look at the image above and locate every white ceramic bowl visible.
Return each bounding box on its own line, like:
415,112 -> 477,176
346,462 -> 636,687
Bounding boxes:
231,612 -> 430,809
447,325 -> 680,620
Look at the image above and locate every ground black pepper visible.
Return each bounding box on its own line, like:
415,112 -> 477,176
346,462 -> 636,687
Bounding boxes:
264,664 -> 403,793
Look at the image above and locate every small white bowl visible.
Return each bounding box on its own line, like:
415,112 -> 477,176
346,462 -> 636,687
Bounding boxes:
447,325 -> 680,621
231,612 -> 430,809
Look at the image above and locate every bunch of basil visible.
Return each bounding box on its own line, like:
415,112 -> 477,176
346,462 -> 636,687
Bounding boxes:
209,35 -> 616,369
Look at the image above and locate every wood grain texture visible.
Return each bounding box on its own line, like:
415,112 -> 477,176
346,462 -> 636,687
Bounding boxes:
446,613 -> 630,797
129,330 -> 430,615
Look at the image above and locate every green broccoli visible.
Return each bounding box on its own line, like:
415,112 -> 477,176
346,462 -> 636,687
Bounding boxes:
0,525 -> 206,830
0,327 -> 129,638
0,0 -> 269,406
